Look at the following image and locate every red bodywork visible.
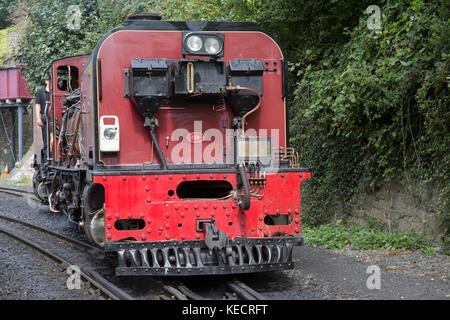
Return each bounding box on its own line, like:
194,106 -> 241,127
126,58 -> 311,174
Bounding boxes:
77,27 -> 312,246
95,171 -> 310,242
0,65 -> 31,101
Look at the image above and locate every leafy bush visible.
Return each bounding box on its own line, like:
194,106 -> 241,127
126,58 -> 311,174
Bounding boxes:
291,0 -> 449,235
14,0 -> 157,93
302,221 -> 434,253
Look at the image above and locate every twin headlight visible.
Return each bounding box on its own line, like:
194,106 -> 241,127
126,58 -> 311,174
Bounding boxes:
182,32 -> 224,57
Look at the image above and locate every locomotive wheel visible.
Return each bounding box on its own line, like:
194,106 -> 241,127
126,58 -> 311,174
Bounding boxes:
84,207 -> 105,247
82,184 -> 105,248
32,170 -> 48,204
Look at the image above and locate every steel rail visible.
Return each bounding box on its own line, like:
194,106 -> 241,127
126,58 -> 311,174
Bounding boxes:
0,218 -> 134,300
0,224 -> 133,300
0,213 -> 100,253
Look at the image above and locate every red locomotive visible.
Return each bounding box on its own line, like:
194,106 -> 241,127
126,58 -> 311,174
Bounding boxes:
32,14 -> 311,276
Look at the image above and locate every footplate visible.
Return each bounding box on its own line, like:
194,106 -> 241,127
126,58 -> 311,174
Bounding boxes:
104,236 -> 303,276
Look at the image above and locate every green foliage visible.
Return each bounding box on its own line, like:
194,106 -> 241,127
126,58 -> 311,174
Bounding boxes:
0,27 -> 8,64
0,0 -> 16,29
302,221 -> 435,253
14,0 -> 157,93
291,0 -> 449,234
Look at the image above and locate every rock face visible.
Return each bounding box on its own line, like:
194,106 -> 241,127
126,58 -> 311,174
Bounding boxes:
351,182 -> 443,243
0,147 -> 34,186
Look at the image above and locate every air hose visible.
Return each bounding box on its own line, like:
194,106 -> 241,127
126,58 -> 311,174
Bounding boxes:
237,164 -> 251,210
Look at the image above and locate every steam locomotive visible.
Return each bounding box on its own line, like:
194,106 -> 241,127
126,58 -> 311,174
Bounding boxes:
32,14 -> 311,276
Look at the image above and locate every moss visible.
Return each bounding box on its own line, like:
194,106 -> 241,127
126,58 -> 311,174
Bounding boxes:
0,27 -> 10,65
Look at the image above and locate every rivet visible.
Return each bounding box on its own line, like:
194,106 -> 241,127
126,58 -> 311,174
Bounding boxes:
226,211 -> 230,216
106,214 -> 112,220
145,186 -> 149,192
295,209 -> 300,214
264,230 -> 269,236
140,212 -> 144,218
232,204 -> 236,209
147,218 -> 152,224
165,212 -> 170,219
102,177 -> 107,182
122,177 -> 127,181
175,206 -> 179,211
222,204 -> 227,209
106,224 -> 111,229
128,212 -> 132,218
223,174 -> 227,179
181,212 -> 185,218
107,234 -> 111,240
182,175 -> 186,180
196,174 -> 200,179
184,205 -> 188,210
196,212 -> 200,217
147,197 -> 151,203
115,213 -> 120,219
142,234 -> 146,241
142,176 -> 147,181
165,224 -> 170,229
196,234 -> 200,239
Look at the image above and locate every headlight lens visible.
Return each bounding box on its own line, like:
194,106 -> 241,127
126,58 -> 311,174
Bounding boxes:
186,35 -> 202,52
204,37 -> 221,55
104,128 -> 116,140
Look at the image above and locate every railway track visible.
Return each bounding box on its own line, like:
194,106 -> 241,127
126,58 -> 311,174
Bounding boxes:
0,212 -> 133,300
160,279 -> 266,300
0,185 -> 268,301
0,185 -> 39,201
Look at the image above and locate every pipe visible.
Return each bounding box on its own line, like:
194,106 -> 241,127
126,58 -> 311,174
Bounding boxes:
226,85 -> 262,136
150,125 -> 168,170
18,105 -> 23,161
237,164 -> 250,210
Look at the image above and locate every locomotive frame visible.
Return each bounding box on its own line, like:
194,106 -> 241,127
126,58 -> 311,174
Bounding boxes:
32,15 -> 311,276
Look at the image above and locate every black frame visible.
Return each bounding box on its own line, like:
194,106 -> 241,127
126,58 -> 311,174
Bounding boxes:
181,31 -> 225,57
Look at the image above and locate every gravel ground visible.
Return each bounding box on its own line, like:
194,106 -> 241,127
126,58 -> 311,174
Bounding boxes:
0,187 -> 448,300
0,232 -> 99,299
334,246 -> 449,283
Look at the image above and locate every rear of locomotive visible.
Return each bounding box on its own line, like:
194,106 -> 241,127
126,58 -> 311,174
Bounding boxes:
80,15 -> 311,276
